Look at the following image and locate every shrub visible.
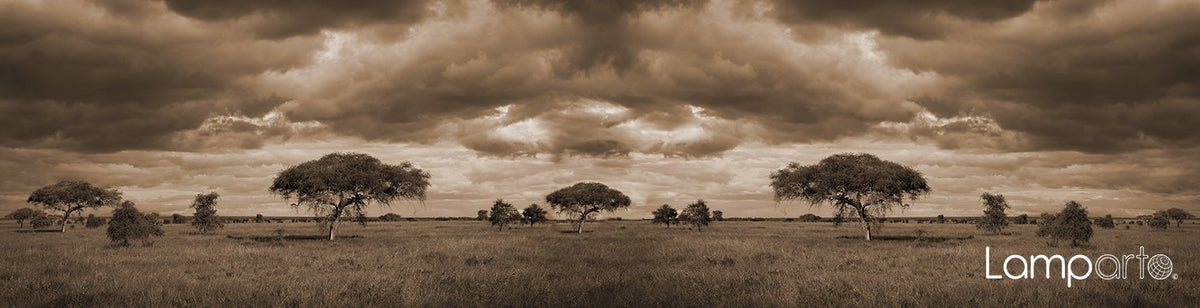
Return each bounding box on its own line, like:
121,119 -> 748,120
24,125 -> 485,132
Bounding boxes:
1014,214 -> 1029,225
1094,214 -> 1116,229
379,213 -> 403,221
1147,215 -> 1169,230
107,204 -> 164,247
1036,201 -> 1093,247
85,214 -> 106,228
30,212 -> 55,229
798,213 -> 821,222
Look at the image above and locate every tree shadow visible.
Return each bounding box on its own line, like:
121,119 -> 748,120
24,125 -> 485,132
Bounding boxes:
225,235 -> 363,242
14,229 -> 62,233
557,230 -> 594,234
836,235 -> 974,242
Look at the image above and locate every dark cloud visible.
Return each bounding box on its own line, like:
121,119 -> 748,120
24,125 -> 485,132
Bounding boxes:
767,0 -> 1038,39
161,0 -> 434,39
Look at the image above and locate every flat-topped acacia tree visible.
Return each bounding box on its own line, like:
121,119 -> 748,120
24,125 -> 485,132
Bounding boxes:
545,182 -> 631,233
27,180 -> 122,232
269,153 -> 430,240
770,153 -> 930,241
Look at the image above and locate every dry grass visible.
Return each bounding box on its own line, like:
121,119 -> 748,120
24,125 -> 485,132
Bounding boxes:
0,220 -> 1196,306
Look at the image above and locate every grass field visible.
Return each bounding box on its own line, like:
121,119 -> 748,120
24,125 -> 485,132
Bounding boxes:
0,220 -> 1196,307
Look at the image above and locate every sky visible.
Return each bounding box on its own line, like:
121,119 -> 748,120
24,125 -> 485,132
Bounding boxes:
1,0 -> 1197,219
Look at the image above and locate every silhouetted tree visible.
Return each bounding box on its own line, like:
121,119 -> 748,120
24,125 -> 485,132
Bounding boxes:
380,213 -> 403,221
976,193 -> 1010,234
521,204 -> 548,227
85,214 -> 106,228
488,199 -> 521,231
936,215 -> 946,224
107,202 -> 163,247
171,213 -> 187,224
679,200 -> 712,231
476,210 -> 489,221
712,210 -> 724,222
1036,201 -> 1093,247
770,153 -> 930,241
1156,208 -> 1194,228
1014,214 -> 1029,225
27,180 -> 122,233
270,153 -> 431,240
651,204 -> 678,228
254,214 -> 265,223
798,213 -> 821,222
1147,215 -> 1170,229
190,192 -> 224,234
1094,214 -> 1116,229
6,208 -> 38,228
545,182 -> 632,233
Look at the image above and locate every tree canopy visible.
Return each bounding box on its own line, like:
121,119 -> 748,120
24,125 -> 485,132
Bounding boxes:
27,180 -> 122,233
976,193 -> 1010,234
651,204 -> 678,228
769,153 -> 930,240
522,204 -> 549,227
488,199 -> 521,231
680,200 -> 712,231
269,152 -> 430,240
190,192 -> 224,234
6,208 -> 39,228
1036,201 -> 1093,247
545,182 -> 631,233
1156,208 -> 1194,228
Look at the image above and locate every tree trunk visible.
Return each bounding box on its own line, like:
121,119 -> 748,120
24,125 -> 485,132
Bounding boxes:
859,210 -> 872,241
328,209 -> 342,241
61,212 -> 70,233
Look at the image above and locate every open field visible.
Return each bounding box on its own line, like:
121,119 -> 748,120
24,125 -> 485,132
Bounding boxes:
0,220 -> 1196,307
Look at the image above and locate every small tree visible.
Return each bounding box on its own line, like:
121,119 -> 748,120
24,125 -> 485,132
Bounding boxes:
936,215 -> 945,223
171,213 -> 187,224
85,214 -> 106,228
712,210 -> 724,222
798,213 -> 821,222
976,193 -> 1010,234
1156,208 -> 1194,228
545,182 -> 632,233
679,200 -> 712,231
1014,214 -> 1029,225
1094,214 -> 1116,229
6,208 -> 38,228
107,203 -> 164,247
770,153 -> 930,241
190,192 -> 224,234
380,213 -> 403,221
270,153 -> 431,240
487,199 -> 521,231
1147,215 -> 1170,230
521,204 -> 549,227
31,212 -> 55,229
476,210 -> 489,221
651,204 -> 678,228
254,214 -> 265,223
1036,201 -> 1093,247
27,180 -> 122,233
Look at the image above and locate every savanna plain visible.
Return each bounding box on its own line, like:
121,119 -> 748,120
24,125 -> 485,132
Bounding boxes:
0,220 -> 1196,307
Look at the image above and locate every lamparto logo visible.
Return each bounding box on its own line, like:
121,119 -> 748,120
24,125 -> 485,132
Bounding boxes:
985,246 -> 1178,288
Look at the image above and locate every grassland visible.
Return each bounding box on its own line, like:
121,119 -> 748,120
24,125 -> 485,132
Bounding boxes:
0,220 -> 1195,307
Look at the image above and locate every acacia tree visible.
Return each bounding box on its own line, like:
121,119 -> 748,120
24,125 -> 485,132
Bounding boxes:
27,180 -> 122,233
770,153 -> 930,241
680,200 -> 712,231
545,182 -> 631,233
270,153 -> 430,240
488,199 -> 521,231
1036,201 -> 1093,247
522,204 -> 549,227
976,193 -> 1010,234
1157,208 -> 1194,228
6,208 -> 38,228
651,204 -> 677,228
190,192 -> 224,234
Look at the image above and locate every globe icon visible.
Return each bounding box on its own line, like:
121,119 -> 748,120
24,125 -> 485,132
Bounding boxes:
1147,254 -> 1173,280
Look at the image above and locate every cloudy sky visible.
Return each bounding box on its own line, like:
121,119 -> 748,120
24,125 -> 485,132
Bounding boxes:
1,0 -> 1197,219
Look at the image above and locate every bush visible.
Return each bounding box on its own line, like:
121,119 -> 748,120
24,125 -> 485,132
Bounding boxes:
107,204 -> 164,247
379,213 -> 403,221
85,214 -> 106,228
798,213 -> 821,222
1036,201 -> 1093,247
1147,215 -> 1169,230
1094,214 -> 1116,229
30,212 -> 55,229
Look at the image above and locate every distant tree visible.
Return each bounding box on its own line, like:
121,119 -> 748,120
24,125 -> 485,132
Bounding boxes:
712,210 -> 724,222
936,215 -> 946,223
190,192 -> 224,234
521,204 -> 549,227
1036,201 -> 1093,247
27,180 -> 122,233
545,182 -> 632,233
487,199 -> 521,231
651,204 -> 678,228
254,214 -> 265,223
1147,215 -> 1170,230
798,213 -> 821,222
1014,214 -> 1029,225
6,208 -> 39,228
679,200 -> 712,231
30,212 -> 55,229
976,193 -> 1010,234
85,214 -> 106,228
1094,214 -> 1116,229
770,153 -> 930,241
380,213 -> 403,222
107,202 -> 163,247
171,213 -> 187,224
476,210 -> 489,221
269,153 -> 431,240
1156,208 -> 1194,228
